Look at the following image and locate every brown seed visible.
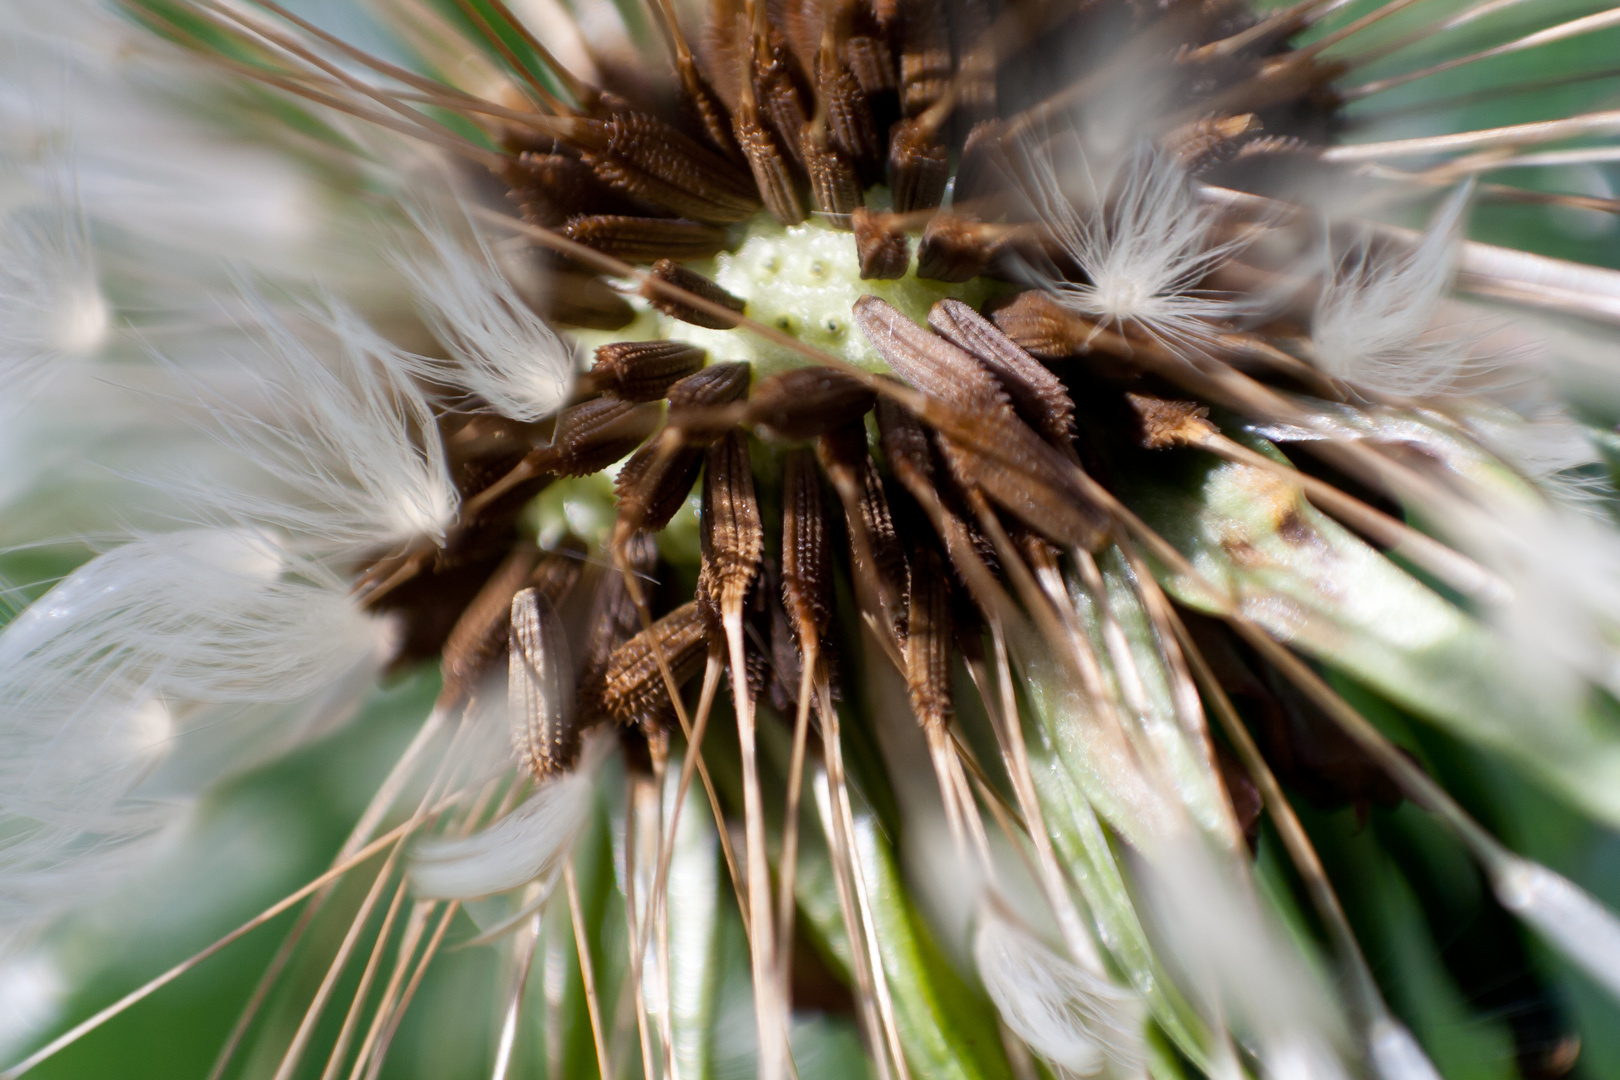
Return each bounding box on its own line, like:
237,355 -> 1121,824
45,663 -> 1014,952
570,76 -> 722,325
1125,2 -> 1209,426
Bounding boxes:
803,128 -> 863,218
735,98 -> 807,226
511,152 -> 651,227
817,421 -> 910,641
852,207 -> 910,280
781,448 -> 834,649
543,396 -> 663,477
842,34 -> 897,94
854,296 -> 1110,549
928,298 -> 1075,447
745,366 -> 877,440
699,430 -> 765,619
894,0 -> 951,117
916,214 -> 994,283
815,53 -> 883,178
754,39 -> 811,168
589,340 -> 707,401
440,544 -> 542,701
573,112 -> 761,223
643,259 -> 748,329
1125,393 -> 1216,450
904,546 -> 952,731
526,537 -> 588,604
952,119 -> 1011,205
674,52 -> 746,163
593,601 -> 710,729
985,290 -> 1136,369
537,267 -> 636,331
853,295 -> 1009,413
561,214 -> 730,262
877,395 -> 1001,608
616,363 -> 752,534
444,413 -> 542,499
665,360 -> 754,438
509,587 -> 580,778
668,361 -> 754,409
887,118 -> 950,213
584,530 -> 659,683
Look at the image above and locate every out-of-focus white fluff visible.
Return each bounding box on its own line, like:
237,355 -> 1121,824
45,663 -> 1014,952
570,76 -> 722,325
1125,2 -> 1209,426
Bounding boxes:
1021,139 -> 1248,352
1493,855 -> 1620,1004
973,905 -> 1146,1079
1311,183 -> 1474,396
0,529 -> 392,946
1366,1018 -> 1442,1080
0,170 -> 107,417
410,770 -> 595,899
1143,838 -> 1345,1070
396,208 -> 573,422
174,290 -> 459,556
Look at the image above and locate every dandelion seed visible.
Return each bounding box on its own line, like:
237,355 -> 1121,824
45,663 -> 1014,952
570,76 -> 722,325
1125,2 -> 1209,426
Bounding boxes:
973,904 -> 1145,1079
1311,182 -> 1475,396
172,289 -> 459,556
1020,139 -> 1249,352
396,204 -> 575,422
6,1 -> 1620,1077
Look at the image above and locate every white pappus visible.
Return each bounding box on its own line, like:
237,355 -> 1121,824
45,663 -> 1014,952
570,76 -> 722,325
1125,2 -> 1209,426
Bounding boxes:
1020,136 -> 1252,352
973,901 -> 1146,1079
0,528 -> 395,947
395,204 -> 576,423
1310,182 -> 1476,397
168,287 -> 460,558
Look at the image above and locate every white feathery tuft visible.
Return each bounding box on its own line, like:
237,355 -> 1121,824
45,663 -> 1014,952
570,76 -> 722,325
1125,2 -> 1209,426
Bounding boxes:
1492,855 -> 1620,1004
1020,138 -> 1248,352
410,768 -> 595,900
0,169 -> 108,415
396,206 -> 574,422
1366,1018 -> 1442,1080
0,528 -> 391,943
1311,183 -> 1474,396
973,903 -> 1146,1079
175,289 -> 459,556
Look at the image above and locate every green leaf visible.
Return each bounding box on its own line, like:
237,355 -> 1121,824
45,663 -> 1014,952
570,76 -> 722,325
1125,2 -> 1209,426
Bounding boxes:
1130,447 -> 1620,826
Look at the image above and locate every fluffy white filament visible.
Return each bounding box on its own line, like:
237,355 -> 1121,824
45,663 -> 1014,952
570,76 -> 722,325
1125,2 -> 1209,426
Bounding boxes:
0,529 -> 390,942
1022,139 -> 1246,351
1492,855 -> 1620,1004
397,210 -> 574,422
1366,1018 -> 1442,1080
180,291 -> 459,556
410,770 -> 594,900
0,175 -> 108,416
1311,183 -> 1474,395
972,906 -> 1145,1078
